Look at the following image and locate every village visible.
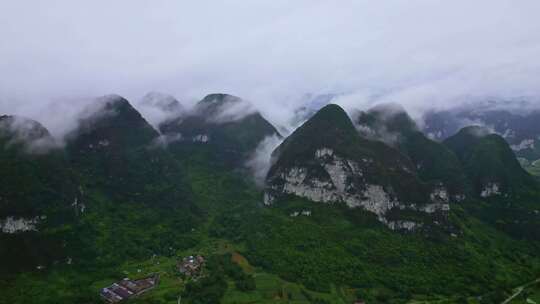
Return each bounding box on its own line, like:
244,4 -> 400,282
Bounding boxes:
100,274 -> 160,303
99,252 -> 368,303
177,254 -> 205,279
100,254 -> 206,303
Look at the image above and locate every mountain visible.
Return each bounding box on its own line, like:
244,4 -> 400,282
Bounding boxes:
160,93 -> 280,166
0,115 -> 76,217
140,91 -> 184,114
444,126 -> 538,198
66,95 -> 193,207
444,126 -> 540,241
265,104 -> 453,231
422,102 -> 540,162
0,115 -> 78,274
1,98 -> 540,304
1,95 -> 199,274
355,104 -> 471,199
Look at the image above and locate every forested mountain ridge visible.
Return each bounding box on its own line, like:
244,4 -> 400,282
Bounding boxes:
265,104 -> 453,232
0,97 -> 539,304
423,103 -> 540,162
160,93 -> 281,167
354,103 -> 471,199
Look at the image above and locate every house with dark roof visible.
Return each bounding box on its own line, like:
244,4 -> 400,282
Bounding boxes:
100,274 -> 159,303
178,255 -> 205,278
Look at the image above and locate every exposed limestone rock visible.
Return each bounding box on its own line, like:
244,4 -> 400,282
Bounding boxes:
315,148 -> 334,158
0,216 -> 42,233
480,183 -> 501,198
344,185 -> 398,216
193,134 -> 209,143
290,210 -> 312,217
454,194 -> 466,202
430,187 -> 449,204
265,147 -> 450,231
263,192 -> 275,205
72,197 -> 86,215
419,202 -> 450,213
385,220 -> 421,231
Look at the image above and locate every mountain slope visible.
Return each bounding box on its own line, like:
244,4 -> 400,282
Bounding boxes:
0,115 -> 79,218
160,93 -> 280,166
444,126 -> 537,198
265,104 -> 452,231
0,115 -> 79,274
444,126 -> 540,240
66,95 -> 193,208
355,104 -> 471,199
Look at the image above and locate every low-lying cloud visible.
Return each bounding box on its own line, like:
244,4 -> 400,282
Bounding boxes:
245,134 -> 283,187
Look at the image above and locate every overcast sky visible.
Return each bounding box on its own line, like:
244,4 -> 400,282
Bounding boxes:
1,0 -> 540,130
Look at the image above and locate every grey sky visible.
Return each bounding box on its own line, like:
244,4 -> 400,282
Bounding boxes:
1,0 -> 540,131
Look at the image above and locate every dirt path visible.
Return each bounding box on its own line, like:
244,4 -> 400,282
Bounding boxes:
502,278 -> 540,304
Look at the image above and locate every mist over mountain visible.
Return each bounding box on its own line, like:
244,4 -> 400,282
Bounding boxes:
2,1 -> 540,134
2,2 -> 540,303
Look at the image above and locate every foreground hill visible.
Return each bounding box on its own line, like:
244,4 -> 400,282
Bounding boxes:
160,93 -> 280,166
265,104 -> 452,231
0,115 -> 79,274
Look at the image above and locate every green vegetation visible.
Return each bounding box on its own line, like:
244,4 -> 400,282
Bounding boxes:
511,282 -> 540,304
3,151 -> 538,304
355,105 -> 470,196
268,104 -> 435,208
160,93 -> 280,166
1,100 -> 540,304
521,159 -> 540,177
444,126 -> 538,196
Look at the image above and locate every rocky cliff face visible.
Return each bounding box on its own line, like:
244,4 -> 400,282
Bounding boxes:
265,104 -> 451,231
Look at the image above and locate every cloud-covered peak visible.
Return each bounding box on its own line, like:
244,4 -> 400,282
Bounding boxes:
0,115 -> 58,153
1,1 -> 540,133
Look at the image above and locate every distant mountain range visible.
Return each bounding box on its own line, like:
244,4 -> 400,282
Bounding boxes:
292,96 -> 540,164
422,102 -> 540,162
